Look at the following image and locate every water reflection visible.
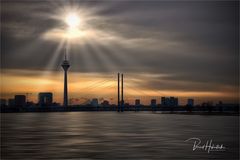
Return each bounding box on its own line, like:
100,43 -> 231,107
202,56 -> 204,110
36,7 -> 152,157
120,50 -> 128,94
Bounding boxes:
1,112 -> 239,159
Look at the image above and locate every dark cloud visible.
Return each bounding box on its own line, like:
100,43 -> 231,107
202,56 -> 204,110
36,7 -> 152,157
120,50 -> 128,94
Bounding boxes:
1,0 -> 239,93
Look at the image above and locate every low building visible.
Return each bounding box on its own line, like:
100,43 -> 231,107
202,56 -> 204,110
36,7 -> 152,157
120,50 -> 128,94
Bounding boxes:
0,99 -> 7,107
101,100 -> 109,106
91,98 -> 99,107
8,99 -> 15,107
161,96 -> 178,107
14,95 -> 26,107
135,99 -> 140,106
187,99 -> 194,107
151,99 -> 157,107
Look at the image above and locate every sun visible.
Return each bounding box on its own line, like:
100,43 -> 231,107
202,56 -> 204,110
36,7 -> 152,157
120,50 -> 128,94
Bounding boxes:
65,13 -> 80,29
63,12 -> 86,39
43,9 -> 91,40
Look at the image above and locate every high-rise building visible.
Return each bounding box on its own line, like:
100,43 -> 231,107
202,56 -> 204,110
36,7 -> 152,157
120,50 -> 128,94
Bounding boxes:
91,98 -> 99,107
38,92 -> 53,106
61,50 -> 70,107
14,95 -> 26,107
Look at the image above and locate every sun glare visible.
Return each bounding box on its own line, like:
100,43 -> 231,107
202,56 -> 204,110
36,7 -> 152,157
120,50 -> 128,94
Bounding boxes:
65,13 -> 80,29
63,12 -> 86,39
43,8 -> 94,40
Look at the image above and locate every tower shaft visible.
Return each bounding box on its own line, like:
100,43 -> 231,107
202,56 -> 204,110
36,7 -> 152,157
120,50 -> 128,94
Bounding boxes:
121,74 -> 124,111
63,70 -> 68,107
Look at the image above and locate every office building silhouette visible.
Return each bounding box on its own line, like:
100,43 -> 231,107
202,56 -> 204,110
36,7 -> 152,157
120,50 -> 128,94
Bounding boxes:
38,92 -> 53,106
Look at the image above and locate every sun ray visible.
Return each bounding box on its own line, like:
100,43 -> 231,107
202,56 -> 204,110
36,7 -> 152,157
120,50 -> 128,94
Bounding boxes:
86,39 -> 119,71
81,37 -> 110,72
44,38 -> 66,71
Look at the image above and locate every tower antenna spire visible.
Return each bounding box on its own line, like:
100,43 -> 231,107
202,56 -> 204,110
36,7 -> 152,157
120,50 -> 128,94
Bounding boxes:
64,48 -> 67,60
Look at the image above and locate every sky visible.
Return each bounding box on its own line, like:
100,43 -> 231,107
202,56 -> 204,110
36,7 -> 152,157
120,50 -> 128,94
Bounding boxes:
0,0 -> 239,105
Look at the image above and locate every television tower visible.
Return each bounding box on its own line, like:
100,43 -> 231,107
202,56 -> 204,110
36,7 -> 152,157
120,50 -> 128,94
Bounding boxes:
62,48 -> 70,107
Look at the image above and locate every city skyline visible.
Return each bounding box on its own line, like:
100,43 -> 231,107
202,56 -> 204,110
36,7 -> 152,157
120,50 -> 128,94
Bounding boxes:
1,91 -> 232,107
1,1 -> 239,105
0,76 -> 237,106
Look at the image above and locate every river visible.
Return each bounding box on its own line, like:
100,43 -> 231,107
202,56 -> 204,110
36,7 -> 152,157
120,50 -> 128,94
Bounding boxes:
1,112 -> 239,159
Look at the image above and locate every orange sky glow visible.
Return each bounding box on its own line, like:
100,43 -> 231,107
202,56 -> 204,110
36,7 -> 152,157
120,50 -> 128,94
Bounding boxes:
1,69 -> 238,105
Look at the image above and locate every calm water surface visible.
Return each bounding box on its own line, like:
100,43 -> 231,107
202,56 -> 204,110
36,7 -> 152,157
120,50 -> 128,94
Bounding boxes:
1,112 -> 239,159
